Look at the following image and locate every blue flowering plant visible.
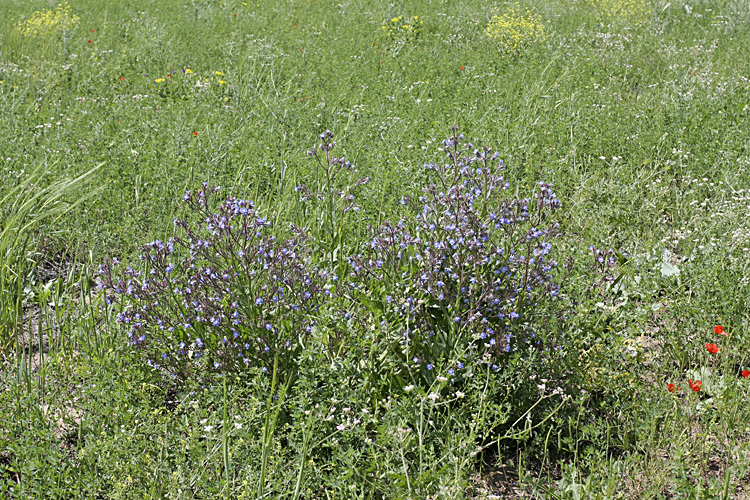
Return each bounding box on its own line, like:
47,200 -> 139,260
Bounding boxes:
296,129 -> 369,265
347,127 -> 563,382
98,183 -> 332,380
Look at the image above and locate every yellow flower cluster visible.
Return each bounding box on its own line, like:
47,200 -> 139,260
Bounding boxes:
380,15 -> 424,39
16,2 -> 80,38
485,4 -> 546,55
589,0 -> 652,22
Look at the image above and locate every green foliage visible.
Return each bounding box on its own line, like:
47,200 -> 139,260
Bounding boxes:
2,0 -> 750,497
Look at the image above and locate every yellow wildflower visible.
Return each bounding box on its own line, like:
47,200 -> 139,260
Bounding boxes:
381,14 -> 423,39
184,68 -> 193,74
215,71 -> 224,76
155,78 -> 166,83
485,4 -> 546,55
16,2 -> 79,38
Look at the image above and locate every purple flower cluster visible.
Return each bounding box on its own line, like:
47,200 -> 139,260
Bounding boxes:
297,130 -> 369,260
347,128 -> 562,372
98,183 -> 330,379
98,129 -> 568,384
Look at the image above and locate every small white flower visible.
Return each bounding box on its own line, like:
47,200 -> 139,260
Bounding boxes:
336,424 -> 346,431
204,425 -> 214,432
428,392 -> 439,401
200,419 -> 208,425
234,422 -> 243,430
437,376 -> 447,382
404,385 -> 415,392
455,391 -> 465,399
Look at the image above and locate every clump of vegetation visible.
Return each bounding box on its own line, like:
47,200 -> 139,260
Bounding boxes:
380,14 -> 424,40
348,127 -> 562,385
16,2 -> 79,38
485,4 -> 547,55
98,183 -> 333,380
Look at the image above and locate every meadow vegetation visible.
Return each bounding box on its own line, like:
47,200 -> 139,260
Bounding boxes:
2,0 -> 750,497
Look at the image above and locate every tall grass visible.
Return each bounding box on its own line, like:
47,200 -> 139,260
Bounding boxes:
0,162 -> 102,352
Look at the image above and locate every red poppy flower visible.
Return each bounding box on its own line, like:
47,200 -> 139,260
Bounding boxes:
234,13 -> 237,17
120,77 -> 125,80
460,66 -> 465,70
692,380 -> 702,392
91,29 -> 95,33
743,370 -> 750,378
706,343 -> 720,354
667,383 -> 677,393
714,325 -> 725,336
192,132 -> 198,137
88,40 -> 92,43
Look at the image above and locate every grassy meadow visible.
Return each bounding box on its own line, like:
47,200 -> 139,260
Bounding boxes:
2,0 -> 750,497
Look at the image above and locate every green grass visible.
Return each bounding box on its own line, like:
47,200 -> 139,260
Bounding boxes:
2,0 -> 750,497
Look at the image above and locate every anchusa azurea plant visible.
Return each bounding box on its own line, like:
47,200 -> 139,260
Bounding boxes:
296,129 -> 369,265
347,128 -> 562,382
98,183 -> 332,379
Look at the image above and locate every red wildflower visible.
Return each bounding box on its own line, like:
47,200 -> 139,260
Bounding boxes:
460,66 -> 465,70
706,343 -> 720,354
743,370 -> 750,378
192,132 -> 198,137
91,29 -> 95,32
234,13 -> 237,17
667,383 -> 677,393
120,77 -> 125,80
88,40 -> 92,43
687,379 -> 702,392
714,325 -> 725,336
